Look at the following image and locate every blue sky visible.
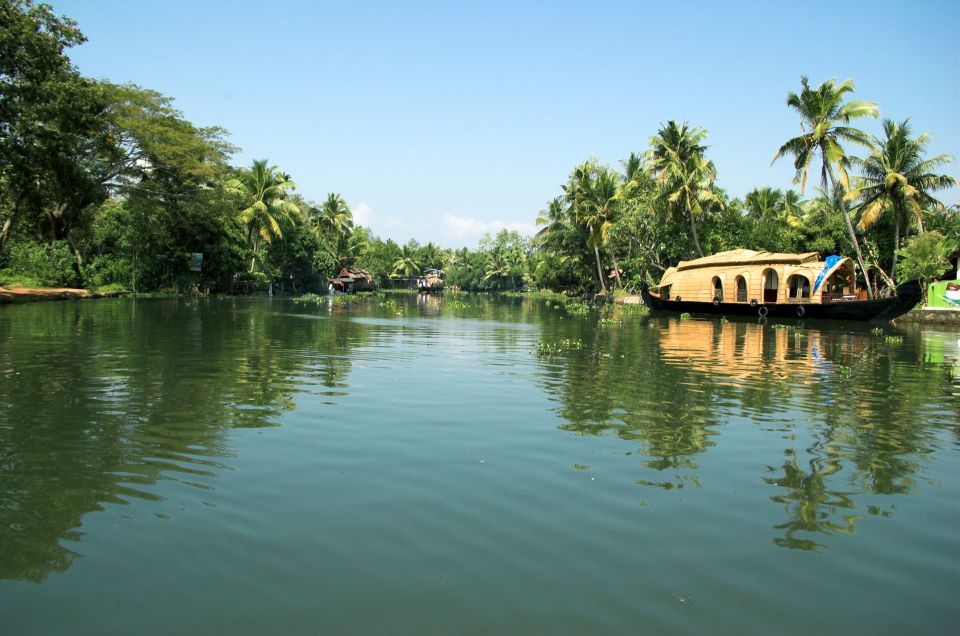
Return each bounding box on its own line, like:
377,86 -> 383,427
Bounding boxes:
51,0 -> 959,247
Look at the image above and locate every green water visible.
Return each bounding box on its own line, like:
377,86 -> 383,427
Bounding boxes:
1,295 -> 958,635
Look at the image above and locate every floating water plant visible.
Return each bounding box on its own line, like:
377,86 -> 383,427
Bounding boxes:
292,293 -> 324,305
537,339 -> 585,356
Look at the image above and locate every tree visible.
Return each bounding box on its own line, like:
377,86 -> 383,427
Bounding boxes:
0,0 -> 108,259
607,170 -> 672,287
744,187 -> 784,221
573,161 -> 628,292
356,234 -> 401,285
314,193 -> 353,237
772,76 -> 878,296
783,190 -> 805,226
391,243 -> 420,278
85,83 -> 236,291
534,195 -> 593,291
96,82 -> 234,197
480,230 -> 529,291
797,190 -> 852,256
311,193 -> 355,271
226,160 -> 299,273
646,121 -> 722,258
847,119 -> 956,282
896,231 -> 957,303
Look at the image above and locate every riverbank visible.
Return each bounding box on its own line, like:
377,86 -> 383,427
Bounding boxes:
0,286 -> 126,304
893,307 -> 960,324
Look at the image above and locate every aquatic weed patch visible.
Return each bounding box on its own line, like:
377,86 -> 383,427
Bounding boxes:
771,323 -> 796,331
292,293 -> 325,305
537,339 -> 585,356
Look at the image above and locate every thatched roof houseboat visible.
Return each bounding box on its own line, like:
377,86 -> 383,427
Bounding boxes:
641,249 -> 920,321
416,269 -> 445,293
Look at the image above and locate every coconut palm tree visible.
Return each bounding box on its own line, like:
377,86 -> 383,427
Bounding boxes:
534,197 -> 568,246
315,193 -> 353,238
226,159 -> 299,272
572,161 -> 628,292
782,189 -> 805,227
312,193 -> 355,270
846,119 -> 956,282
391,245 -> 420,278
772,77 -> 878,296
646,121 -> 722,258
744,187 -> 784,221
534,196 -> 593,290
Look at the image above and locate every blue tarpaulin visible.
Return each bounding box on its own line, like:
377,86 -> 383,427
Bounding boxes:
813,255 -> 842,293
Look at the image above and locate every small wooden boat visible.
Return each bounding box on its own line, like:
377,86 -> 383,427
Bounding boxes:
640,249 -> 921,322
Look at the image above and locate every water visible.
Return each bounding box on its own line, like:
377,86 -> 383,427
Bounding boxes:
1,295 -> 958,634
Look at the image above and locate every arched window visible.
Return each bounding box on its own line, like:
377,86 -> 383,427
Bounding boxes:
712,276 -> 723,302
736,276 -> 747,302
788,274 -> 811,299
763,269 -> 779,303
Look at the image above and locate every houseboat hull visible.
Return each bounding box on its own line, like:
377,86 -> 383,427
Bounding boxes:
641,280 -> 921,322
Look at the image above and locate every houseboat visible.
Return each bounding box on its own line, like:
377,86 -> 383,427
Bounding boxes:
640,249 -> 921,322
416,268 -> 445,293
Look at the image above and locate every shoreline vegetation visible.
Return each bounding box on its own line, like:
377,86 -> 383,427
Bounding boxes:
1,1 -> 957,311
4,285 -> 957,327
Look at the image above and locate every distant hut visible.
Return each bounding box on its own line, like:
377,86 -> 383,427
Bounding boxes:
416,268 -> 445,293
328,267 -> 376,294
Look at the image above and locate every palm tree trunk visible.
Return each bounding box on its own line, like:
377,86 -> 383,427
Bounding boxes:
593,245 -> 608,295
824,163 -> 873,299
248,227 -> 259,273
891,218 -> 900,284
689,212 -> 704,258
68,234 -> 84,275
608,248 -> 624,290
0,216 -> 13,256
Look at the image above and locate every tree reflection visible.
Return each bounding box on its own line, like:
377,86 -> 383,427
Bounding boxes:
0,298 -> 368,581
763,448 -> 856,551
535,309 -> 960,551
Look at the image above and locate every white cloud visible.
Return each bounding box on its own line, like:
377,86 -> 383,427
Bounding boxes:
442,215 -> 536,242
352,201 -> 403,232
352,201 -> 372,226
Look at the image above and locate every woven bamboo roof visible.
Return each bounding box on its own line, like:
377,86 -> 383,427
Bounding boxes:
675,249 -> 820,271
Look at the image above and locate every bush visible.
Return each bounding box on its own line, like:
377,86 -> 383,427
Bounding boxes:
896,231 -> 957,303
83,254 -> 133,289
4,242 -> 81,287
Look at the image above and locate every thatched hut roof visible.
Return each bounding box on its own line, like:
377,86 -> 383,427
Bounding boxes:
337,267 -> 374,283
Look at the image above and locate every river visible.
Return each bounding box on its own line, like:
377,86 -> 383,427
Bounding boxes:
1,294 -> 958,634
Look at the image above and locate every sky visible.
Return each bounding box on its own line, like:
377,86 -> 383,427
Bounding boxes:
49,0 -> 960,248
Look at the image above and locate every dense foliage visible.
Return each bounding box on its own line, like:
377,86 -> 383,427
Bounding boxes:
1,1 -> 956,299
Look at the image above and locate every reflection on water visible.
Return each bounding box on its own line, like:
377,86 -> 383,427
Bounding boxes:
1,296 -> 957,634
539,314 -> 960,551
0,298 -> 369,581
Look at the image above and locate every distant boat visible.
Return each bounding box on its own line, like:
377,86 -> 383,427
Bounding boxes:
640,249 -> 921,322
416,268 -> 445,293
